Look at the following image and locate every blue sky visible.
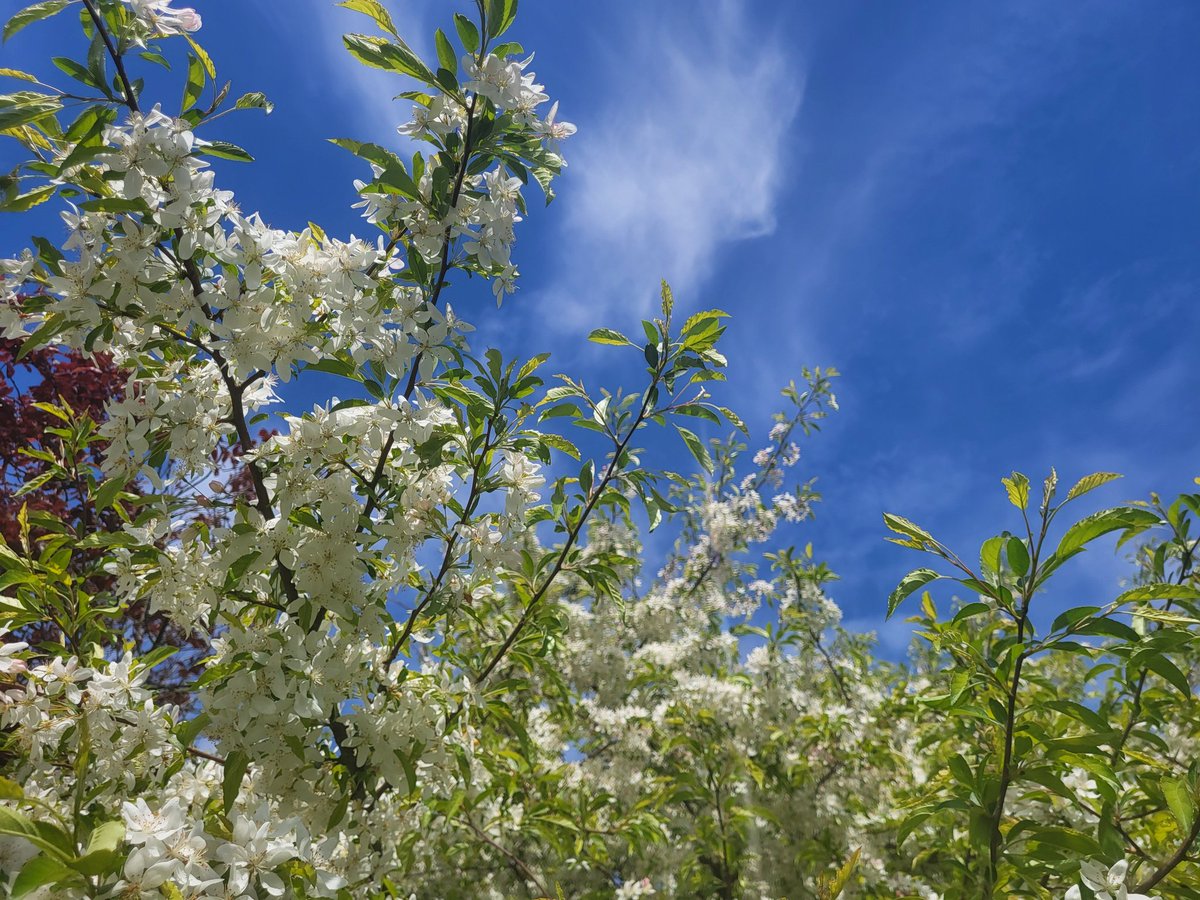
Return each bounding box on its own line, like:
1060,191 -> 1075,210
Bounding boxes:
5,0 -> 1199,653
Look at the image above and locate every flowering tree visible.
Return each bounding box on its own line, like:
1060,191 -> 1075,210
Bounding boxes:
1,1 -> 1199,899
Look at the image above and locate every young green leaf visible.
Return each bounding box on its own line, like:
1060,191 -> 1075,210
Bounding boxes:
587,328 -> 634,347
338,0 -> 399,36
3,0 -> 72,43
1162,776 -> 1196,833
675,425 -> 713,474
1066,471 -> 1121,502
222,750 -> 250,813
887,568 -> 942,619
1002,471 -> 1030,510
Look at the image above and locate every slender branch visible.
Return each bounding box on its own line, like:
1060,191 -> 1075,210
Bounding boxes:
81,0 -> 140,114
475,374 -> 660,686
358,93 -> 481,532
185,745 -> 226,766
1136,813 -> 1200,893
457,816 -> 550,898
984,506 -> 1051,893
383,418 -> 495,666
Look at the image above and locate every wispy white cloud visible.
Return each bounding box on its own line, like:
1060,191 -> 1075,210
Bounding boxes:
263,1 -> 437,145
533,0 -> 803,328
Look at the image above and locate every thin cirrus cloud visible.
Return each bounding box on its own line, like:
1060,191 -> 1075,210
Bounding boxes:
534,0 -> 802,329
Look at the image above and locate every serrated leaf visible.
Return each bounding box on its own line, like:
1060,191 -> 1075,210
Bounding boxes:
184,35 -> 215,78
675,425 -> 712,474
1002,471 -> 1030,510
882,513 -> 935,545
1132,606 -> 1200,626
1056,507 -> 1161,558
0,92 -> 61,130
1116,583 -> 1200,604
714,406 -> 748,436
183,52 -> 206,110
1066,471 -> 1122,501
587,327 -> 634,346
342,33 -> 436,87
3,0 -> 72,42
234,91 -> 273,114
198,140 -> 253,162
338,0 -> 399,37
539,432 -> 578,460
0,184 -> 54,212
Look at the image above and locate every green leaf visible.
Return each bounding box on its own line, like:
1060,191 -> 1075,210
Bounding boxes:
0,68 -> 38,82
0,92 -> 61,130
434,28 -> 457,77
222,750 -> 250,814
342,34 -> 436,87
538,433 -> 578,460
1142,653 -> 1191,697
674,404 -> 721,425
174,712 -> 210,750
72,820 -> 124,876
198,140 -> 253,162
1132,606 -> 1200,626
883,513 -> 936,546
234,91 -> 273,114
1006,536 -> 1030,576
3,0 -> 72,42
1116,583 -> 1200,604
78,197 -> 145,213
329,138 -> 419,197
93,476 -> 127,511
1066,471 -> 1122,501
587,327 -> 634,346
1002,471 -> 1030,510
184,35 -> 215,78
51,56 -> 96,89
0,775 -> 23,799
675,425 -> 713,474
12,855 -> 71,898
485,0 -> 519,39
1056,507 -> 1161,558
0,807 -> 73,860
1163,776 -> 1196,834
0,184 -> 54,212
888,568 -> 942,619
980,535 -> 1004,576
182,52 -> 206,110
338,0 -> 399,37
714,405 -> 748,436
454,13 -> 480,53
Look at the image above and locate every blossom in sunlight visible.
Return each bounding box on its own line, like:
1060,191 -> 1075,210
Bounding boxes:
536,101 -> 577,159
124,0 -> 202,37
1066,859 -> 1159,900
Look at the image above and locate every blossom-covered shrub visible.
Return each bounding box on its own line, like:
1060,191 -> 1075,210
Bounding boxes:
1,2 -> 1199,898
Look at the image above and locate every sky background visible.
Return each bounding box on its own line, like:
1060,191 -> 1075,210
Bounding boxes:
4,0 -> 1199,653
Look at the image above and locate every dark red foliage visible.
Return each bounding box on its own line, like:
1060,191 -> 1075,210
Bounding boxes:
0,338 -> 123,546
0,336 -> 209,708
